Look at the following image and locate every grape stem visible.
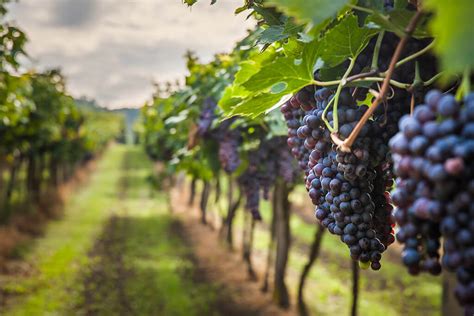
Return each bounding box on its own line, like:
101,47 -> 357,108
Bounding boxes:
321,95 -> 336,133
456,67 -> 471,100
310,39 -> 437,90
311,38 -> 435,89
423,72 -> 444,86
350,77 -> 410,89
346,70 -> 379,83
463,67 -> 471,95
333,57 -> 357,132
371,31 -> 385,70
348,4 -> 375,15
311,76 -> 409,89
338,9 -> 425,152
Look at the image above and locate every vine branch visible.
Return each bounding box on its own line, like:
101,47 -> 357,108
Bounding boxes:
339,9 -> 425,152
346,70 -> 379,83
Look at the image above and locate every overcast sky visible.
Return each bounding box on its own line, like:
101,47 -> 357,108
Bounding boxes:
7,0 -> 254,109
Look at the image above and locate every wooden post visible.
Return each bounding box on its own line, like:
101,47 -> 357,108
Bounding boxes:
351,260 -> 359,316
273,179 -> 291,308
199,181 -> 210,224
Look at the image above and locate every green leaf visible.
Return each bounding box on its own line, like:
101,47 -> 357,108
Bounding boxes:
241,39 -> 319,93
302,38 -> 322,76
257,19 -> 304,46
229,92 -> 288,118
258,25 -> 288,45
367,9 -> 430,38
356,90 -> 374,107
252,5 -> 282,25
424,0 -> 474,73
234,5 -> 248,14
218,85 -> 247,112
266,0 -> 351,26
222,40 -> 320,118
241,57 -> 311,93
321,14 -> 378,66
233,48 -> 277,86
282,38 -> 304,57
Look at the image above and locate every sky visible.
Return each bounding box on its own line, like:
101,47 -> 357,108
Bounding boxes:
7,0 -> 254,109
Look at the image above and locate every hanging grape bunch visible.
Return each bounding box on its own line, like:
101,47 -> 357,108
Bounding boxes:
239,136 -> 299,220
218,128 -> 241,174
391,90 -> 474,310
282,83 -> 398,269
197,98 -> 217,136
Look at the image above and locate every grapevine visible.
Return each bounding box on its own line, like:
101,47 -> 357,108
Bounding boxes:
146,0 -> 474,311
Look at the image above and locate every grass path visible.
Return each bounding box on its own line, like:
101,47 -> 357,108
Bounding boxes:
1,145 -> 217,316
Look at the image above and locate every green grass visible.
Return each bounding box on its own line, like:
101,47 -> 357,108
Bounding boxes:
2,145 -> 217,316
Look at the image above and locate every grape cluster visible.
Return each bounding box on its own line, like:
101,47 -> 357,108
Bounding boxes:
323,91 -> 395,269
197,98 -> 217,136
283,86 -> 396,269
280,88 -> 314,173
239,136 -> 299,220
197,103 -> 242,174
218,129 -> 241,174
390,90 -> 474,309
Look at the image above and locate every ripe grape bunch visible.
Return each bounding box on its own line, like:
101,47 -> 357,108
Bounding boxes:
239,136 -> 299,220
196,101 -> 242,174
390,90 -> 474,309
279,25 -> 442,270
280,90 -> 313,173
197,98 -> 217,136
218,130 -> 241,174
282,86 -> 396,270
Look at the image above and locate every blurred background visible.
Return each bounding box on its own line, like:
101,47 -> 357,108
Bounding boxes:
0,1 -> 461,316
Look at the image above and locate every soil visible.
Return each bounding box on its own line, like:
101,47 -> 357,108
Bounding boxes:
76,216 -> 134,316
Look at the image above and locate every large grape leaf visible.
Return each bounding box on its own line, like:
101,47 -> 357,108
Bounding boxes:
242,39 -> 320,92
320,14 -> 378,67
266,0 -> 351,26
241,57 -> 310,93
424,0 -> 474,73
220,39 -> 320,117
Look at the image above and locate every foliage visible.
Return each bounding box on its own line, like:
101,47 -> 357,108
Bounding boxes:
181,0 -> 472,119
